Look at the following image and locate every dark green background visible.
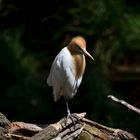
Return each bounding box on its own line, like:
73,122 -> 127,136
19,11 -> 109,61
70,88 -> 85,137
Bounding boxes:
0,0 -> 140,139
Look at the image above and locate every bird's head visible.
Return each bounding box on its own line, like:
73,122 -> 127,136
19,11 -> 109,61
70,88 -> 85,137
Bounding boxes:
68,36 -> 94,60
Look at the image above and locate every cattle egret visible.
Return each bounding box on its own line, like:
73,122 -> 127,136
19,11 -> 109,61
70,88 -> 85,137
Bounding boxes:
47,36 -> 94,118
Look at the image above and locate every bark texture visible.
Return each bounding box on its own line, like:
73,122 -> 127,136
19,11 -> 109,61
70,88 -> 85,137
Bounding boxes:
0,112 -> 137,140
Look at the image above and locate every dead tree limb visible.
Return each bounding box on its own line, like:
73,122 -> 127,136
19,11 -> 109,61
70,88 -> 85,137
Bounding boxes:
108,95 -> 140,115
30,113 -> 86,140
0,112 -> 137,140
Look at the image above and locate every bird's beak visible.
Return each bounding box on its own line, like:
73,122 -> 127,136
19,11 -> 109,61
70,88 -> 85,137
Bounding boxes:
83,49 -> 94,61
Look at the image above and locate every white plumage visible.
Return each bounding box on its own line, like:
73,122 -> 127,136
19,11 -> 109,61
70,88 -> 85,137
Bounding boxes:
47,47 -> 83,101
47,36 -> 94,116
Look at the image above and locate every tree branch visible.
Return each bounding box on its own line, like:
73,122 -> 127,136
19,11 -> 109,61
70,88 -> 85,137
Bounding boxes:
0,111 -> 138,140
108,95 -> 140,115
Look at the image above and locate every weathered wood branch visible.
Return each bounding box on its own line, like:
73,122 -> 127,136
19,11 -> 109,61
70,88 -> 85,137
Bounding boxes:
108,95 -> 140,115
0,112 -> 137,140
30,113 -> 86,140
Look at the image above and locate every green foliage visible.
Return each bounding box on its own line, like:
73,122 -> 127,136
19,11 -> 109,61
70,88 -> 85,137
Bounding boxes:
0,28 -> 53,122
121,14 -> 140,50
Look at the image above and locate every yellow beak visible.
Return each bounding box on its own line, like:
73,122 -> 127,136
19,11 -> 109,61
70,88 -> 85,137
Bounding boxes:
83,49 -> 94,61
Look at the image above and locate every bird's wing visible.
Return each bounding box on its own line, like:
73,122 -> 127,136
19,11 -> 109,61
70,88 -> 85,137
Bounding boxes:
47,50 -> 65,87
47,47 -> 76,101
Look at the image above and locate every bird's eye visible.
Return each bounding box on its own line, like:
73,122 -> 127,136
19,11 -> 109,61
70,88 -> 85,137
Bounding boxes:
77,46 -> 81,50
76,46 -> 84,54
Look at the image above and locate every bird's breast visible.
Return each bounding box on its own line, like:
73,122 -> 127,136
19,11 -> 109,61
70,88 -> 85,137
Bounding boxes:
72,54 -> 86,79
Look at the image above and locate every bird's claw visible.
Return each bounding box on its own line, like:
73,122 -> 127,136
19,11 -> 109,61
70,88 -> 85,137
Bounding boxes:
66,113 -> 80,125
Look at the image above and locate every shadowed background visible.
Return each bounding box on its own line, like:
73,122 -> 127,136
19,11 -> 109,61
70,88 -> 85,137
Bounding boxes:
0,0 -> 140,138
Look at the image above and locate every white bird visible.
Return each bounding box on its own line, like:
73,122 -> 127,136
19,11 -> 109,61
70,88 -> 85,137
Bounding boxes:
47,36 -> 94,117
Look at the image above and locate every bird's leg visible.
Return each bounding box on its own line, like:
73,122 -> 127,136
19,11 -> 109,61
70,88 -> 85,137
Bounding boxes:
64,98 -> 80,124
64,98 -> 71,117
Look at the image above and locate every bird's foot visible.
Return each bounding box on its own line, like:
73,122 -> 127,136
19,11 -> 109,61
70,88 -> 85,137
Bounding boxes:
66,113 -> 80,125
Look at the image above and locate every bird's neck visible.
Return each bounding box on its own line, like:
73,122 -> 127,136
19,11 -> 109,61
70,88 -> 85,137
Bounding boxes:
72,54 -> 86,79
67,45 -> 86,78
67,43 -> 77,54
